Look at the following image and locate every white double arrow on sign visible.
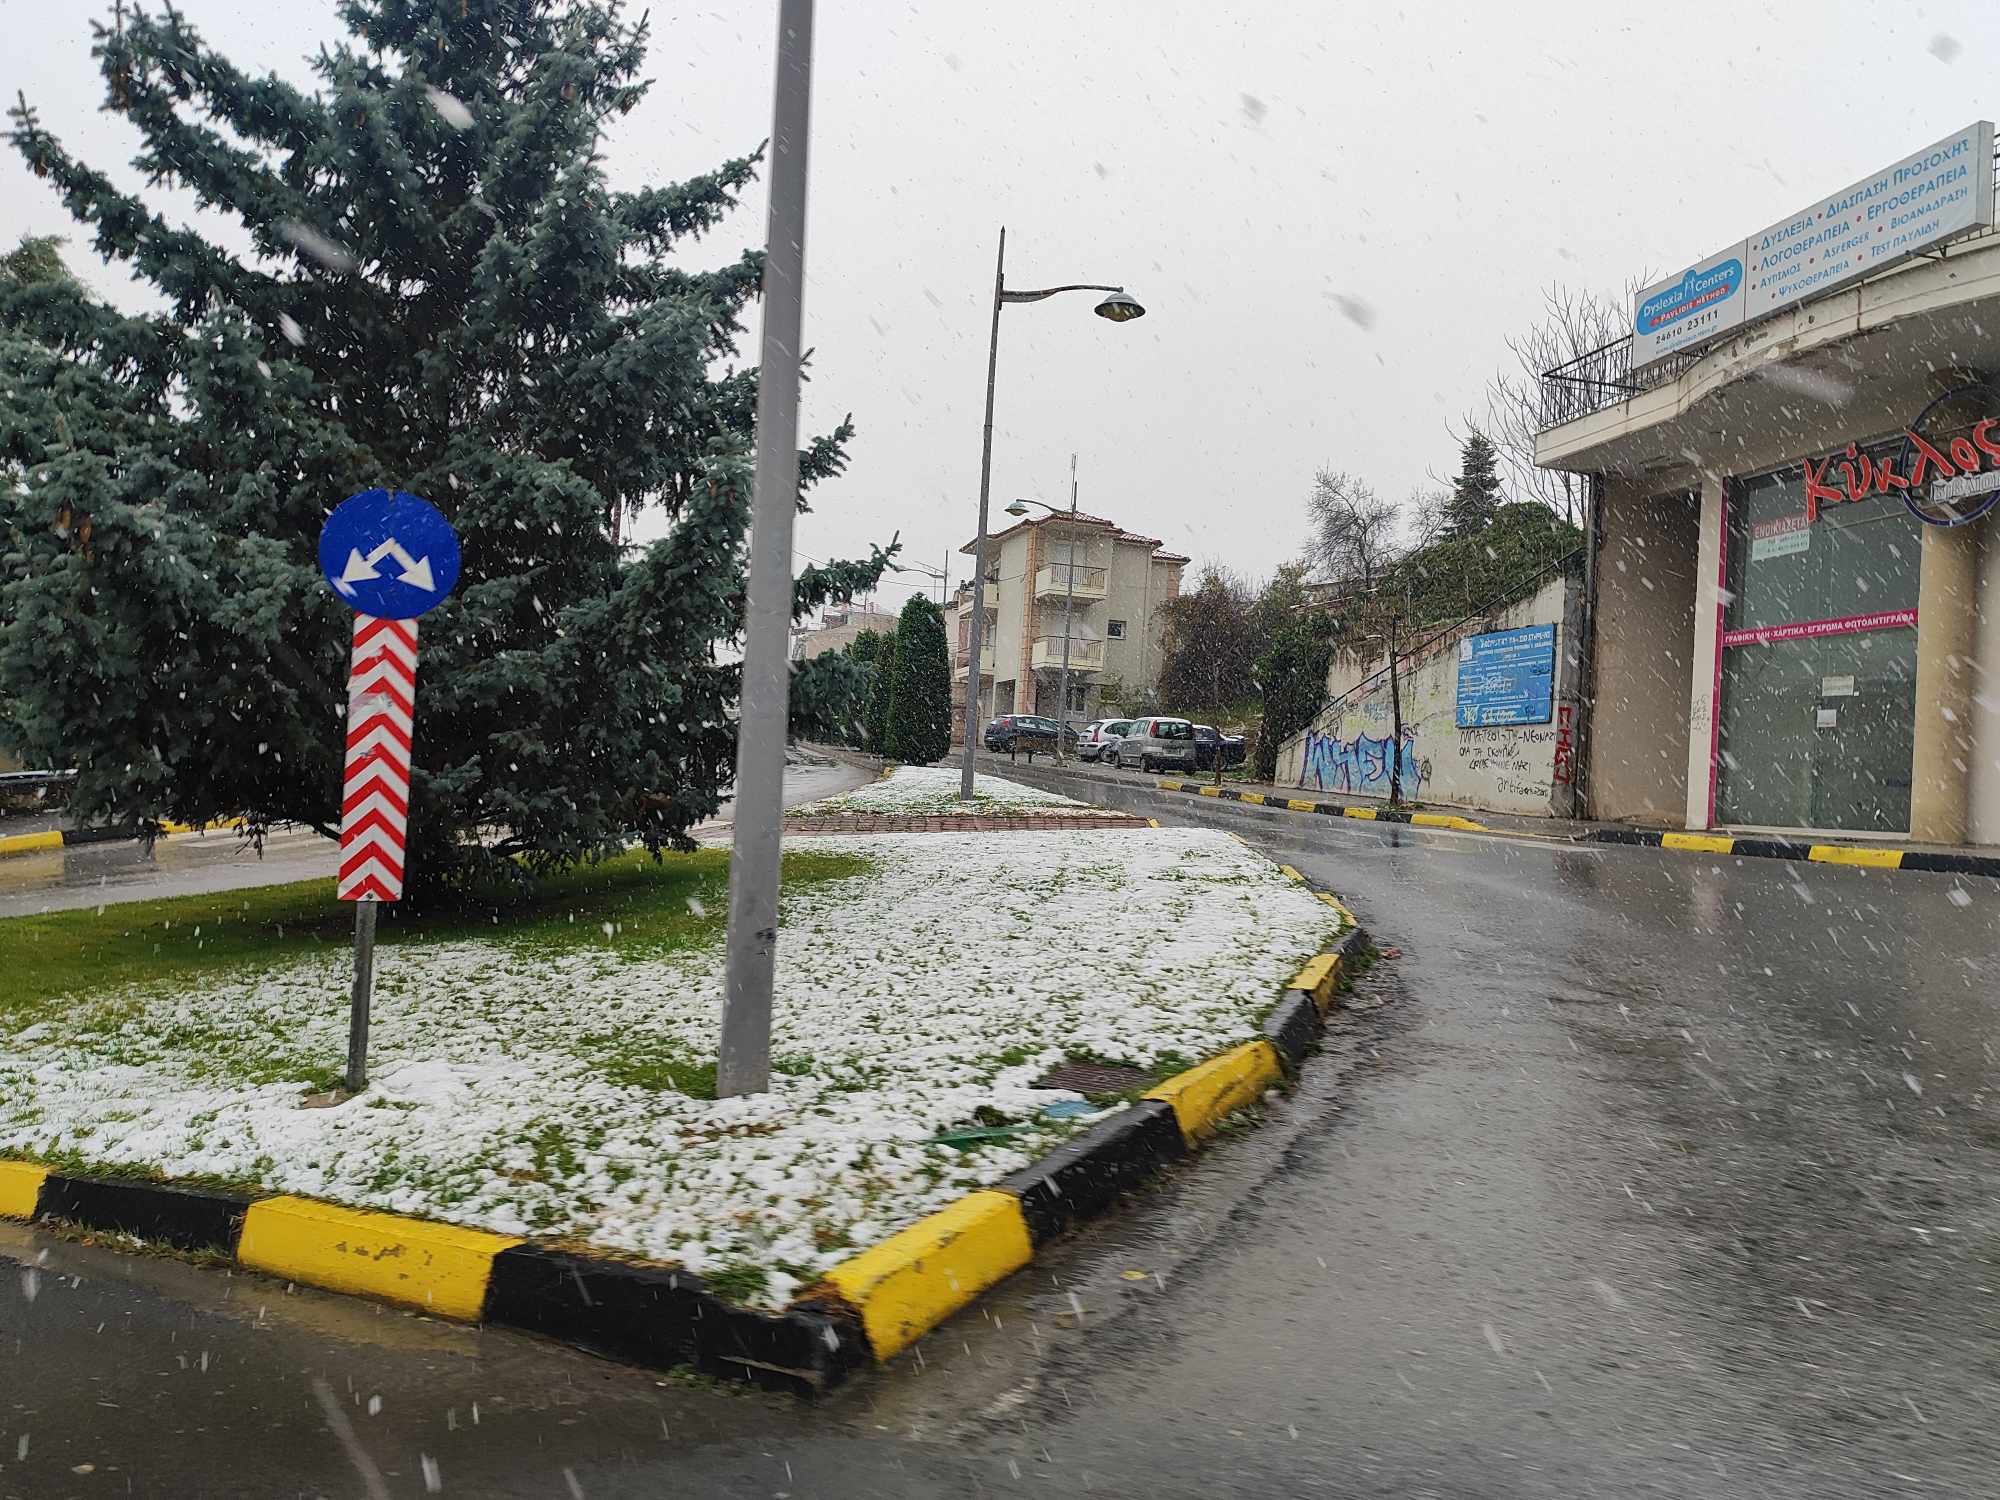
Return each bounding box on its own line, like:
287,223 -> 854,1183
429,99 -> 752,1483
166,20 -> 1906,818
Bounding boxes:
334,536 -> 438,596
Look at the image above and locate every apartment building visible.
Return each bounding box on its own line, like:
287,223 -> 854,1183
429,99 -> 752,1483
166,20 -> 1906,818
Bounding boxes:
947,509 -> 1186,738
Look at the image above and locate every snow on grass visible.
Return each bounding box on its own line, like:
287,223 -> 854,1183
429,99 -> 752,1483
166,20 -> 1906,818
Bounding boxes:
0,827 -> 1334,1307
794,764 -> 1086,816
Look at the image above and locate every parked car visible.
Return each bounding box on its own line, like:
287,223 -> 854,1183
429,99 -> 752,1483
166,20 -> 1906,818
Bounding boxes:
983,714 -> 1076,758
1112,716 -> 1198,772
1077,718 -> 1135,763
1192,724 -> 1248,771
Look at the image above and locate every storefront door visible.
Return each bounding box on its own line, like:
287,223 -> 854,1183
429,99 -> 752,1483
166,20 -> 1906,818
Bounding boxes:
1712,452 -> 1922,832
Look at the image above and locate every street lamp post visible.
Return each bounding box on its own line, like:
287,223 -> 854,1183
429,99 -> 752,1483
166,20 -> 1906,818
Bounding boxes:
956,229 -> 1144,800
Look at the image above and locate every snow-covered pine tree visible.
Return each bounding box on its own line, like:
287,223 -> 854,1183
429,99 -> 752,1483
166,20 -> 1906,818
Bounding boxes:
1,0 -> 891,893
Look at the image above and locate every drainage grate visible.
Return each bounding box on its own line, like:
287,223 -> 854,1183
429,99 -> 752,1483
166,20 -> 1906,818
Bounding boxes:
1031,1061 -> 1154,1094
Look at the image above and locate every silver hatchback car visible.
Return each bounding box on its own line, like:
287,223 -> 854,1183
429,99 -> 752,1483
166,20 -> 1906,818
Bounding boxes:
1077,718 -> 1134,763
1113,716 -> 1198,772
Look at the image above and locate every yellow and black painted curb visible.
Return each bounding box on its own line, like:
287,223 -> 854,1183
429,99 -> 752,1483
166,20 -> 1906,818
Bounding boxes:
0,1160 -> 867,1393
0,882 -> 1368,1394
815,897 -> 1367,1366
1151,776 -> 1996,878
1582,825 -> 2000,878
1153,779 -> 1486,832
0,818 -> 245,862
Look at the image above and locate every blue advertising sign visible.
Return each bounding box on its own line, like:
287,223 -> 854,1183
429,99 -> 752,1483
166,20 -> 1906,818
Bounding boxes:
318,489 -> 461,620
1455,624 -> 1556,728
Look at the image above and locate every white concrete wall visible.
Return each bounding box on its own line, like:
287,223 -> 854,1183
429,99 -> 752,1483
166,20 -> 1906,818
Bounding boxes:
1275,574 -> 1576,816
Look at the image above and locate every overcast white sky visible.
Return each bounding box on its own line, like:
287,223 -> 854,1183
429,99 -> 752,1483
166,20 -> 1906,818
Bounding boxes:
6,0 -> 1999,612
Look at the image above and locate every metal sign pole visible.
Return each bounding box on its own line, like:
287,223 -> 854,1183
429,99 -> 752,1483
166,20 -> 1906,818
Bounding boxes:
347,899 -> 376,1091
317,487 -> 460,1099
718,0 -> 815,1098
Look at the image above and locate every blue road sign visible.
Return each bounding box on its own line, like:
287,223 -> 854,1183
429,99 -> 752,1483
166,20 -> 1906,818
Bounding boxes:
318,489 -> 461,620
1454,623 -> 1556,728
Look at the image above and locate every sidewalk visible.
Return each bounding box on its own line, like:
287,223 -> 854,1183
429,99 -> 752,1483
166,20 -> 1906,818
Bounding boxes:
960,751 -> 2000,880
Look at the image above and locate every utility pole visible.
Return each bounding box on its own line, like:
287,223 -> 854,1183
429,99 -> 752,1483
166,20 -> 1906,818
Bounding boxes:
1386,613 -> 1405,807
958,229 -> 1006,799
717,0 -> 814,1098
1054,453 -> 1078,759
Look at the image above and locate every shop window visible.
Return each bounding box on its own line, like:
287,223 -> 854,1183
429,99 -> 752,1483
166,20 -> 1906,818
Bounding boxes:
1723,453 -> 1921,632
1713,450 -> 1921,832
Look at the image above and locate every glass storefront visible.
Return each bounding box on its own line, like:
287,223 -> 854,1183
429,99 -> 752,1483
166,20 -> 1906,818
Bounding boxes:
1713,449 -> 1922,832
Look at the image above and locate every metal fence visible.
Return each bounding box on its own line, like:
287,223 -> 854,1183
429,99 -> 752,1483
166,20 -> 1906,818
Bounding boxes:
1539,150 -> 2000,433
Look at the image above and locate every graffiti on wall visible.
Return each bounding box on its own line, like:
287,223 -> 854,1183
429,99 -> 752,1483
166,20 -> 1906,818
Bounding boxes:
1301,727 -> 1425,797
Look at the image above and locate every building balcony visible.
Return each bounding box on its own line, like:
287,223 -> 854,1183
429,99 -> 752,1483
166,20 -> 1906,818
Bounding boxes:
1033,563 -> 1107,602
954,643 -> 996,680
1030,635 -> 1105,672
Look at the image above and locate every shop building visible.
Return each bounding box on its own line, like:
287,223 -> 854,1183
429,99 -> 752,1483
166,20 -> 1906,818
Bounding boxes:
1538,121 -> 2000,844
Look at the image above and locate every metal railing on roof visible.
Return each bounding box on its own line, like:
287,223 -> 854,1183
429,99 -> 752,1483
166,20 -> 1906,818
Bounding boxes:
1538,150 -> 2000,433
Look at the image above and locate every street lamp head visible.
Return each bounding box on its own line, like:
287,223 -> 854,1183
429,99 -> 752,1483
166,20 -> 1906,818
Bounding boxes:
1093,290 -> 1145,323
1004,499 -> 1032,517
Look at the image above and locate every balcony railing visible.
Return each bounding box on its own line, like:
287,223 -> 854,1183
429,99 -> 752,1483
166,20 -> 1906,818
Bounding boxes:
953,642 -> 995,680
1033,563 -> 1107,601
1538,337 -> 1701,432
1539,149 -> 2000,434
1030,635 -> 1105,672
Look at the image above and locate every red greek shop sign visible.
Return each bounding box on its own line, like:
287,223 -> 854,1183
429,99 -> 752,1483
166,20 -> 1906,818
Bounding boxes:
1803,382 -> 2000,526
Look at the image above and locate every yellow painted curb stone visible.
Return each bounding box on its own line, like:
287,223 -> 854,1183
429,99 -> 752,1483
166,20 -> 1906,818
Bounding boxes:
1343,807 -> 1378,820
0,830 -> 62,857
1662,832 -> 1734,854
1314,891 -> 1359,927
1808,844 -> 1903,869
0,1161 -> 48,1219
1286,954 -> 1342,1014
1278,864 -> 1304,882
1239,792 -> 1266,804
1146,1040 -> 1284,1143
823,1190 -> 1032,1359
237,1197 -> 521,1321
1286,798 -> 1317,812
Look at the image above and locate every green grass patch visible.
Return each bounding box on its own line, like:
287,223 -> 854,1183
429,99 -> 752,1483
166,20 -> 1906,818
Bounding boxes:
0,846 -> 872,1021
580,1035 -> 719,1099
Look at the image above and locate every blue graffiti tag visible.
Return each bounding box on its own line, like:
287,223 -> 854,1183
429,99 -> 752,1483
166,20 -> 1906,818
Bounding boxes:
1300,728 -> 1422,797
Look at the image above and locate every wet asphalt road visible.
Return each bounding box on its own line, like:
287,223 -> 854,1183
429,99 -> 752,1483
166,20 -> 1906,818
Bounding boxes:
5,772 -> 2000,1497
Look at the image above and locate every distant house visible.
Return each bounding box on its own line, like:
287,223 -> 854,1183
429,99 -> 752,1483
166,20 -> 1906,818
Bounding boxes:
790,606 -> 900,663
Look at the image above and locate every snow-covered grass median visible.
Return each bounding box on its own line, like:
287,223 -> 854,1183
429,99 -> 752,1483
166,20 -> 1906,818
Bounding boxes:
792,764 -> 1087,816
0,819 -> 1335,1308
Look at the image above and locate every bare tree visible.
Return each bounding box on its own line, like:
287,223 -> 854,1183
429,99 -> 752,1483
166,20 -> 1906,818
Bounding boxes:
1306,469 -> 1403,588
1476,281 -> 1637,526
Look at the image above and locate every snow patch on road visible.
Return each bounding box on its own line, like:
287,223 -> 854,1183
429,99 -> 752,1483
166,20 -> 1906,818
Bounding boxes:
0,826 -> 1332,1306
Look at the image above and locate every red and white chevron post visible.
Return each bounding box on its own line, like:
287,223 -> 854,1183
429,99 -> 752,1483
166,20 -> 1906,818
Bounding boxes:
338,614 -> 419,903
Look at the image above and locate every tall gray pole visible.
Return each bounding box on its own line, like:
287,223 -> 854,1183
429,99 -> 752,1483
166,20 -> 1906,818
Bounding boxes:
957,228 -> 1006,800
1054,453 -> 1077,759
718,0 -> 814,1099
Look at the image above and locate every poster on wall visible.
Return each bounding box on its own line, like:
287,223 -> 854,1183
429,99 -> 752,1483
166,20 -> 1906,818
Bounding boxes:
1455,624 -> 1556,727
